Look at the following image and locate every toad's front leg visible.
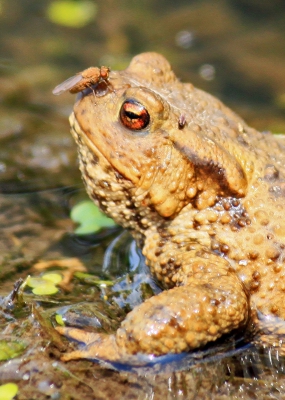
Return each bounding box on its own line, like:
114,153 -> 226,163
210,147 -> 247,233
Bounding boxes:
56,269 -> 249,362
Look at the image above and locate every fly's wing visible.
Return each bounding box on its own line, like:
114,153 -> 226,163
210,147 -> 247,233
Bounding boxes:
52,74 -> 82,95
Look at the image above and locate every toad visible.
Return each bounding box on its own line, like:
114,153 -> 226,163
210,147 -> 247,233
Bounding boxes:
55,52 -> 285,362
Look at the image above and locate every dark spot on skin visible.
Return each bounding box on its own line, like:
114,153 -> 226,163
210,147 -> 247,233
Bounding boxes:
220,244 -> 229,253
157,228 -> 170,239
131,213 -> 141,222
250,281 -> 260,291
143,148 -> 154,158
223,201 -> 231,211
249,251 -> 259,260
215,197 -> 250,230
211,241 -> 220,251
252,271 -> 261,280
83,168 -> 93,183
103,165 -> 113,174
115,171 -> 125,180
76,134 -> 83,145
178,114 -> 186,130
210,298 -> 220,306
273,264 -> 282,273
264,164 -> 279,181
91,192 -> 108,213
270,305 -> 279,315
92,155 -> 99,166
98,180 -> 110,189
238,219 -> 247,227
126,202 -> 136,210
136,220 -> 147,232
219,295 -> 226,303
193,220 -> 200,229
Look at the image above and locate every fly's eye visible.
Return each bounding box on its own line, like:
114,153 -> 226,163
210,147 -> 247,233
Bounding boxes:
120,99 -> 150,130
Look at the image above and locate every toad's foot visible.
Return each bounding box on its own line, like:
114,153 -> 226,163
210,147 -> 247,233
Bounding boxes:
55,328 -> 122,361
56,273 -> 248,362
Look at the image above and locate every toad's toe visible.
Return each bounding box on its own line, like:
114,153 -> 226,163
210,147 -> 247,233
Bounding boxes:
56,327 -> 122,361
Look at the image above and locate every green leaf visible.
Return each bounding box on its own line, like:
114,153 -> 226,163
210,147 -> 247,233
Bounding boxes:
55,314 -> 65,326
32,284 -> 58,296
47,1 -> 97,28
71,200 -> 116,235
26,275 -> 61,296
26,277 -> 48,288
0,383 -> 18,400
42,273 -> 63,285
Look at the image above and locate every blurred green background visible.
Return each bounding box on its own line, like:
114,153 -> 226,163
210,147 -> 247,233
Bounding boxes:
1,0 -> 285,192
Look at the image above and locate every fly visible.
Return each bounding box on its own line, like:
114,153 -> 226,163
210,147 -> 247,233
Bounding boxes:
52,66 -> 110,95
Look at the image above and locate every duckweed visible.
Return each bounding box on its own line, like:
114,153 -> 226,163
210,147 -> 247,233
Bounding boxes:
26,273 -> 63,295
71,200 -> 116,235
0,383 -> 18,400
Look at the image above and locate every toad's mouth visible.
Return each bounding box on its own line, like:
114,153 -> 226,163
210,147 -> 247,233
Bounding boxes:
69,112 -> 165,204
69,111 -> 112,170
70,111 -> 141,189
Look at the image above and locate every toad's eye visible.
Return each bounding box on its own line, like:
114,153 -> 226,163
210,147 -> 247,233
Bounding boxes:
120,99 -> 150,130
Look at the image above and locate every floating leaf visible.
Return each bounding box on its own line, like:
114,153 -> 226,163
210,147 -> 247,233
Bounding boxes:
47,0 -> 97,28
55,314 -> 65,326
42,272 -> 63,285
26,274 -> 62,295
74,222 -> 101,235
0,383 -> 18,400
32,283 -> 58,296
71,200 -> 116,234
26,277 -> 47,288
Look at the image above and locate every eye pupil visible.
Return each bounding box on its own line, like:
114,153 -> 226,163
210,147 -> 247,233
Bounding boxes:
125,111 -> 140,119
120,99 -> 150,130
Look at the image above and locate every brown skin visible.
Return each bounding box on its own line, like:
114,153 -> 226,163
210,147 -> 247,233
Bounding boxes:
56,52 -> 285,362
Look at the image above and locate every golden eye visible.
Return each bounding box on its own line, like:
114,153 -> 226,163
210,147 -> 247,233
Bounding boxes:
120,99 -> 150,130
